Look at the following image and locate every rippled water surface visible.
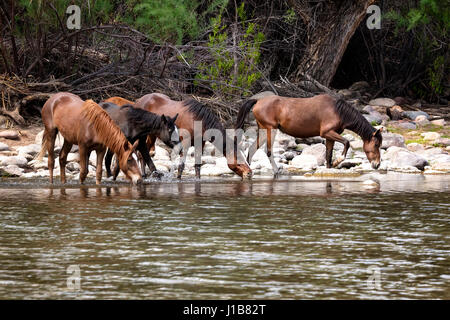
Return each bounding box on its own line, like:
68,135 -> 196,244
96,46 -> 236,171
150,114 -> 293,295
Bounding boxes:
0,174 -> 449,299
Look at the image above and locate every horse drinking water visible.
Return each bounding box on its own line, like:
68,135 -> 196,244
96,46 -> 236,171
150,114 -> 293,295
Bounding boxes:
106,94 -> 252,179
235,94 -> 382,176
99,101 -> 181,179
37,92 -> 142,185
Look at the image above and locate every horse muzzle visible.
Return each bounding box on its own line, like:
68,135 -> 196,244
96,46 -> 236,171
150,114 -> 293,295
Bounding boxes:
132,176 -> 143,185
371,161 -> 380,170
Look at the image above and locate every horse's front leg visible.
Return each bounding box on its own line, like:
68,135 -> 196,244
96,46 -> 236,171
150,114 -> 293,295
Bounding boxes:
177,140 -> 190,179
146,135 -> 157,158
104,149 -> 114,178
325,139 -> 335,168
266,128 -> 280,177
95,148 -> 106,185
247,128 -> 265,165
138,138 -> 161,179
322,130 -> 350,167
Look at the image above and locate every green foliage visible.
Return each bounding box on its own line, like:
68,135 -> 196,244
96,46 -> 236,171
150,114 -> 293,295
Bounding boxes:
124,0 -> 200,44
195,3 -> 265,98
283,8 -> 297,24
386,0 -> 449,100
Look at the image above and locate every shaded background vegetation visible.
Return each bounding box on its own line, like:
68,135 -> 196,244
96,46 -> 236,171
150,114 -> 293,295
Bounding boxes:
0,0 -> 448,125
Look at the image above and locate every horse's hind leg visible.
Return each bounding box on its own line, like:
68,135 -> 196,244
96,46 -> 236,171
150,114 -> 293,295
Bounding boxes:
45,128 -> 58,184
59,140 -> 73,184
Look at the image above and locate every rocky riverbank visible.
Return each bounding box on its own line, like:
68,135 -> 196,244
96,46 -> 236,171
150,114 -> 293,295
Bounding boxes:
0,116 -> 449,180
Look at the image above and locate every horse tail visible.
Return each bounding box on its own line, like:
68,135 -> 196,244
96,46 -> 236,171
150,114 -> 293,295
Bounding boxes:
35,129 -> 51,161
235,99 -> 257,129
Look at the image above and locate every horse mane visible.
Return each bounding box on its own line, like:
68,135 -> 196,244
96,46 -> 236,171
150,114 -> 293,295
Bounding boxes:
124,105 -> 162,131
81,100 -> 129,155
183,99 -> 224,132
104,96 -> 134,106
335,99 -> 375,141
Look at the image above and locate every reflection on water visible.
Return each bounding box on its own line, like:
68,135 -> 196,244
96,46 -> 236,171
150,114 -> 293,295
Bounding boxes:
0,174 -> 449,299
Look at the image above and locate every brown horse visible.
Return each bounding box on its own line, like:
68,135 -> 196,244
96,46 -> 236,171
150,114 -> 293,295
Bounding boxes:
235,94 -> 382,176
37,92 -> 142,185
126,93 -> 251,179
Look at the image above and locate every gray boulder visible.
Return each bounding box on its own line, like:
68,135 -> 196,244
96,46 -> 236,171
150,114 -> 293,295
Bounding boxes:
0,155 -> 28,168
17,144 -> 41,157
0,130 -> 19,140
301,143 -> 326,166
403,110 -> 430,120
369,98 -> 396,107
384,147 -> 428,170
0,142 -> 9,152
381,132 -> 406,149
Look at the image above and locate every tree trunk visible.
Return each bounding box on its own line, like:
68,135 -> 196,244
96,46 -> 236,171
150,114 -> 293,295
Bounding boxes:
288,0 -> 375,87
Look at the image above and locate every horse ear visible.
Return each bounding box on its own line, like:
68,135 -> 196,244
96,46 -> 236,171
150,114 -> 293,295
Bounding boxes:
131,140 -> 139,151
373,127 -> 383,138
172,113 -> 179,123
123,140 -> 129,151
161,115 -> 167,123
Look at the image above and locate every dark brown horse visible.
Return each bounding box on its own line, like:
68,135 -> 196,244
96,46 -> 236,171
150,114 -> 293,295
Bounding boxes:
99,101 -> 180,179
37,92 -> 142,185
130,93 -> 252,179
236,94 -> 382,176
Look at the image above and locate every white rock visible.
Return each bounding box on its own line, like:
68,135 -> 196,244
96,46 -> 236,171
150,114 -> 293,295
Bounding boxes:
0,155 -> 28,168
66,162 -> 80,172
431,119 -> 445,126
16,144 -> 41,157
407,143 -> 425,152
291,154 -> 318,170
381,132 -> 406,149
2,165 -> 23,176
301,143 -> 326,166
154,146 -> 170,160
369,98 -> 396,107
432,162 -> 450,172
0,142 -> 9,151
415,115 -> 430,126
67,153 -> 79,162
350,139 -> 363,150
421,132 -> 441,141
385,148 -> 428,170
0,130 -> 19,140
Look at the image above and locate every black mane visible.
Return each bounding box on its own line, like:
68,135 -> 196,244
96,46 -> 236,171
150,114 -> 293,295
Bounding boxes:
335,99 -> 375,141
183,99 -> 224,132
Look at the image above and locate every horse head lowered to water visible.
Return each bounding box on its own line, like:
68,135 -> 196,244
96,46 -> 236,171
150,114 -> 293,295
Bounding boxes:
106,94 -> 252,179
235,94 -> 382,176
37,92 -> 142,185
99,101 -> 180,179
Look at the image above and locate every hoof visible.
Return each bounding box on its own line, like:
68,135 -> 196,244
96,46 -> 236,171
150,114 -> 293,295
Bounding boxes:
150,170 -> 164,179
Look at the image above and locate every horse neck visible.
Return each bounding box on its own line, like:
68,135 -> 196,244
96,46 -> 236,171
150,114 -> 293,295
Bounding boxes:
128,109 -> 162,137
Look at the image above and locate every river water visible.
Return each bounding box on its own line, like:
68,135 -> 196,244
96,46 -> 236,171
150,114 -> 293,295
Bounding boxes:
0,173 -> 448,299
